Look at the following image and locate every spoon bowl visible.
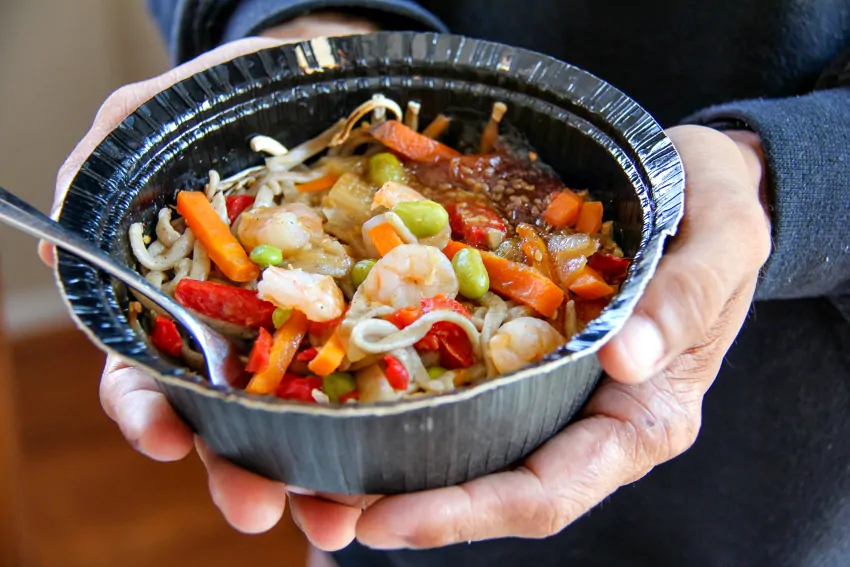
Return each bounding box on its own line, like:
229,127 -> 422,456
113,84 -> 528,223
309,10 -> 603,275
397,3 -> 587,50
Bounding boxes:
0,186 -> 245,388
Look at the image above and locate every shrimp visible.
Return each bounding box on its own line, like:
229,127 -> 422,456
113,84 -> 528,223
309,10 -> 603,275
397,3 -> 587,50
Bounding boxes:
488,317 -> 566,374
354,244 -> 458,311
371,181 -> 425,210
257,266 -> 344,322
340,244 -> 459,362
237,203 -> 324,255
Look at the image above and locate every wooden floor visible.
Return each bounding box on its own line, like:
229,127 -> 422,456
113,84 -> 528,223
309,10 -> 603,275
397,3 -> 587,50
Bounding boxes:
9,327 -> 309,567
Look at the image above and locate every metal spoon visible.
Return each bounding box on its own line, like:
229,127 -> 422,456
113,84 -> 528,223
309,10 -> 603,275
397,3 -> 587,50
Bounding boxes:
0,186 -> 245,388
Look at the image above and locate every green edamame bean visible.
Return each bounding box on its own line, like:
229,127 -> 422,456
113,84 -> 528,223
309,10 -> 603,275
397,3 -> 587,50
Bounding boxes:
322,372 -> 357,403
369,152 -> 407,186
351,259 -> 377,288
452,247 -> 490,300
392,200 -> 449,239
427,366 -> 447,380
272,307 -> 292,329
249,244 -> 283,268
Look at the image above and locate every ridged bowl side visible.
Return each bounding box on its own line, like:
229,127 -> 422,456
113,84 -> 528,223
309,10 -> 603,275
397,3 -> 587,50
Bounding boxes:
55,32 -> 684,494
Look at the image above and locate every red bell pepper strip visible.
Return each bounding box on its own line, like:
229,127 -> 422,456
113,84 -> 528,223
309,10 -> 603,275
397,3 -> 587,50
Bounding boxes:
150,316 -> 183,358
245,327 -> 273,373
225,195 -> 255,225
174,278 -> 276,330
296,347 -> 319,362
385,295 -> 474,369
339,390 -> 360,403
587,253 -> 631,283
275,375 -> 323,402
383,356 -> 410,390
444,201 -> 508,250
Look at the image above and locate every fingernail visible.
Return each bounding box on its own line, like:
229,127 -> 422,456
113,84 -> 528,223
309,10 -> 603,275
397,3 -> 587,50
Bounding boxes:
619,314 -> 665,378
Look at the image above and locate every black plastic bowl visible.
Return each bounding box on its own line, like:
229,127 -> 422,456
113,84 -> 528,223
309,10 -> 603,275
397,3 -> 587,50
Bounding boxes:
55,32 -> 684,495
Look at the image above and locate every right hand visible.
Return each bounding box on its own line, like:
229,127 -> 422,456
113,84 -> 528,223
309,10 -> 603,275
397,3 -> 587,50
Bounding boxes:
39,17 -> 379,551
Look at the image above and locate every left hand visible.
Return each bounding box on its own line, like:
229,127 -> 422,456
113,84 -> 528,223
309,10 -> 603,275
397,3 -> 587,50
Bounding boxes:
287,125 -> 773,551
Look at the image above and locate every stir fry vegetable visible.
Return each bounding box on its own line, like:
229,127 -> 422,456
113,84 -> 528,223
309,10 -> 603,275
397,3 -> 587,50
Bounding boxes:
131,96 -> 630,404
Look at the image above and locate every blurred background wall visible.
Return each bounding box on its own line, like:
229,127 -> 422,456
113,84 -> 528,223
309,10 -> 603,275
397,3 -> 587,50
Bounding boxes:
0,0 -> 169,336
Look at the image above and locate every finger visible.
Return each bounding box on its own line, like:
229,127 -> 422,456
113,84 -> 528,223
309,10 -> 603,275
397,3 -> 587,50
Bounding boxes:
289,493 -> 362,551
99,355 -> 193,461
598,125 -> 771,384
195,437 -> 289,534
39,37 -> 286,267
356,415 -> 655,550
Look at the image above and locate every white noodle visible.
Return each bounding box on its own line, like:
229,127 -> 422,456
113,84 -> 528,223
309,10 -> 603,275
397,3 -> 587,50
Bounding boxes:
130,223 -> 194,271
210,191 -> 228,224
330,98 -> 402,147
390,346 -> 429,390
205,170 -> 221,200
162,258 -> 192,295
253,184 -> 276,209
507,304 -> 536,321
250,135 -> 289,156
480,293 -> 508,378
350,311 -> 481,357
155,208 -> 181,247
267,119 -> 344,171
147,240 -> 166,257
405,101 -> 421,131
189,240 -> 210,281
145,270 -> 165,289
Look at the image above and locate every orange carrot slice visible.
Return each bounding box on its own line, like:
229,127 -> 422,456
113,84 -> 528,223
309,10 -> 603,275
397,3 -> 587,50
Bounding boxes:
443,240 -> 564,318
308,330 -> 346,376
371,120 -> 461,163
296,173 -> 341,193
246,310 -> 308,395
542,190 -> 583,227
176,191 -> 259,282
368,222 -> 404,257
569,266 -> 615,300
575,201 -> 603,234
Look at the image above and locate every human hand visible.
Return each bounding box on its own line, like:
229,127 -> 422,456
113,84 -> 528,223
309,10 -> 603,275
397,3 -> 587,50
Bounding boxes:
37,21 -> 378,547
291,125 -> 773,550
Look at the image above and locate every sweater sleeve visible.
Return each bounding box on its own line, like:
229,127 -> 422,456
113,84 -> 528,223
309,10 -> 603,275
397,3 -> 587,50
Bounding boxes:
146,0 -> 446,66
684,57 -> 850,302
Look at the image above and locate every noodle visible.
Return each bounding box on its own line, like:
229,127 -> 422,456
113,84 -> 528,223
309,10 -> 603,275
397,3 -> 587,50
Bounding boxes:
128,95 -> 627,404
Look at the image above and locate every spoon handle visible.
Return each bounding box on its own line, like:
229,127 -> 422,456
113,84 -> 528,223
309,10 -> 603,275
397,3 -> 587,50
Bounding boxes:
0,186 -> 197,332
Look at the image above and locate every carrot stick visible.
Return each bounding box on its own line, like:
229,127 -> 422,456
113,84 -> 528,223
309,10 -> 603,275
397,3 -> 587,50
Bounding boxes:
569,266 -> 614,300
421,113 -> 451,139
479,102 -> 507,154
575,201 -> 603,234
176,191 -> 259,282
371,120 -> 461,163
368,222 -> 404,257
246,310 -> 308,394
308,330 -> 346,376
443,240 -> 565,318
542,190 -> 583,227
296,173 -> 341,193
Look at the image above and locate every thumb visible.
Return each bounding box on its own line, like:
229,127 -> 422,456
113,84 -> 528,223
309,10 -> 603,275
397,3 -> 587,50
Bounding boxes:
598,125 -> 771,383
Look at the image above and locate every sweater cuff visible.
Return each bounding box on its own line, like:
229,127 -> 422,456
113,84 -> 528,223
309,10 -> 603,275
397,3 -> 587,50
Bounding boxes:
222,0 -> 447,45
684,87 -> 850,301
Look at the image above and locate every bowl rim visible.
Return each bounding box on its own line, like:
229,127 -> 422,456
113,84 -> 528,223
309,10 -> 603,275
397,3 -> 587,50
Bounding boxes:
54,31 -> 685,417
